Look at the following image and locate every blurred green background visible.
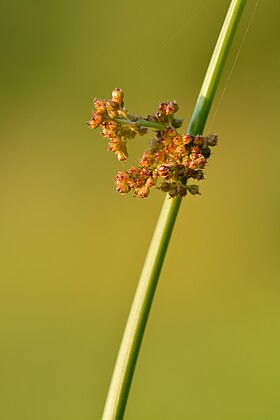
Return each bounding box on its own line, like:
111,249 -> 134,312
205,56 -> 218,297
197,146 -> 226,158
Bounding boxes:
1,0 -> 280,419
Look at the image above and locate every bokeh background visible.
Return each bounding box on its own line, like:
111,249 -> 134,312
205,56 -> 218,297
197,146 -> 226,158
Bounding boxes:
1,0 -> 280,419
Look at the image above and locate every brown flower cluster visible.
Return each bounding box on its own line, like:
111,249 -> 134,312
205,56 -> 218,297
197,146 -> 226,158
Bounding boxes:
145,100 -> 183,129
87,88 -> 148,161
115,131 -> 218,198
88,89 -> 218,198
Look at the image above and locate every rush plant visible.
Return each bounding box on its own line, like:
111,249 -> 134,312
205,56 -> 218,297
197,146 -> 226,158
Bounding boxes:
88,1 -> 247,419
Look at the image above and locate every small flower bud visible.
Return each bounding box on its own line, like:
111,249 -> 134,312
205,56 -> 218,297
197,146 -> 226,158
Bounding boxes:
87,114 -> 102,128
168,187 -> 178,198
135,185 -> 150,198
202,147 -> 211,158
194,135 -> 204,146
128,166 -> 139,177
182,134 -> 193,145
107,110 -> 119,119
140,155 -> 151,167
160,182 -> 171,192
94,99 -> 107,115
205,134 -> 218,147
177,183 -> 187,198
164,143 -> 176,155
146,177 -> 155,188
191,145 -> 201,155
172,135 -> 182,146
171,117 -> 183,128
182,156 -> 190,167
188,160 -> 197,169
158,102 -> 168,115
157,165 -> 170,177
195,170 -> 204,180
187,184 -> 201,195
116,171 -> 129,182
175,145 -> 186,156
108,138 -> 128,161
165,127 -> 177,138
196,155 -> 206,168
153,150 -> 165,163
106,100 -> 119,111
112,88 -> 124,105
117,150 -> 128,162
140,167 -> 150,177
115,171 -> 131,194
166,101 -> 179,116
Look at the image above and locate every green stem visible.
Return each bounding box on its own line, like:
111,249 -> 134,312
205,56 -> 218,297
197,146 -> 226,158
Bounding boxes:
137,119 -> 167,130
188,0 -> 246,135
115,118 -> 167,131
102,1 -> 247,419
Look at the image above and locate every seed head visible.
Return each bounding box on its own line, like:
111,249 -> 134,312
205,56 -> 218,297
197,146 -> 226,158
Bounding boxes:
88,89 -> 218,198
112,88 -> 124,106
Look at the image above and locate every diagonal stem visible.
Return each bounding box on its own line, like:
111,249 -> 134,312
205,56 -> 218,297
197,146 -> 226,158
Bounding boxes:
101,1 -> 247,419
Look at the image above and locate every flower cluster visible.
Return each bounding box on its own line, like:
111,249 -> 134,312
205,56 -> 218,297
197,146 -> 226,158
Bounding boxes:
87,88 -> 148,161
115,131 -> 218,198
145,100 -> 183,129
88,89 -> 218,198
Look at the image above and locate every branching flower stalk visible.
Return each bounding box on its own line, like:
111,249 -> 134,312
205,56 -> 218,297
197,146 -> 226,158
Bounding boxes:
88,89 -> 218,198
89,1 -> 247,418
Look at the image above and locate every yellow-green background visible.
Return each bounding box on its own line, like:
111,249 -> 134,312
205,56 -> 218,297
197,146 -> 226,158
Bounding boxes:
1,0 -> 280,419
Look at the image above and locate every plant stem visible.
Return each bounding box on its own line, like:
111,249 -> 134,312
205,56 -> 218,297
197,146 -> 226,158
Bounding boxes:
188,0 -> 247,135
115,118 -> 167,131
101,1 -> 247,419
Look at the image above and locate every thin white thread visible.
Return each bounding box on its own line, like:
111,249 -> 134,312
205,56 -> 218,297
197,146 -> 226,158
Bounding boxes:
207,0 -> 260,132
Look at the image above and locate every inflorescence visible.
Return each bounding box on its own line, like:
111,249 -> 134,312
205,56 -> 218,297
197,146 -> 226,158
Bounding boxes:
88,88 -> 218,198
